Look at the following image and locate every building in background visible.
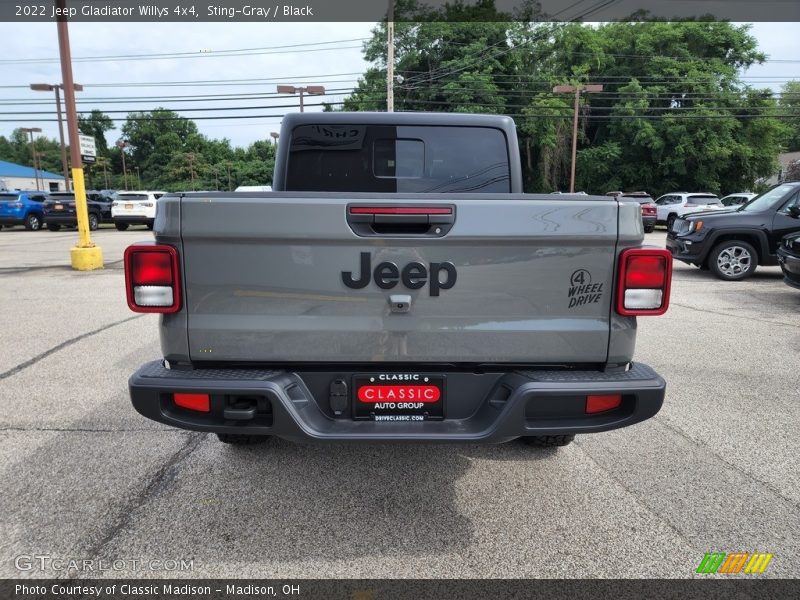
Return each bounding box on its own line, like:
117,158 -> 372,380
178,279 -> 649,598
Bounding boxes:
0,160 -> 65,192
764,151 -> 800,186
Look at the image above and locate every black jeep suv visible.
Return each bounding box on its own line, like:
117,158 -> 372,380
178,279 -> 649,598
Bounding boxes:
778,231 -> 800,290
666,182 -> 800,281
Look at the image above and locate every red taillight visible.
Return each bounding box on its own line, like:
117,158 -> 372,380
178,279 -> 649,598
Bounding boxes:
124,244 -> 181,313
616,248 -> 672,316
173,393 -> 210,412
131,252 -> 172,285
625,255 -> 667,288
586,394 -> 622,414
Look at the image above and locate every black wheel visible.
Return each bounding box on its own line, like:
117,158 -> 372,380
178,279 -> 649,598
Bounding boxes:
146,222 -> 154,231
709,240 -> 758,281
88,213 -> 99,231
24,214 -> 42,231
644,224 -> 655,233
47,223 -> 61,231
521,435 -> 575,448
666,214 -> 677,230
216,433 -> 270,445
114,222 -> 129,231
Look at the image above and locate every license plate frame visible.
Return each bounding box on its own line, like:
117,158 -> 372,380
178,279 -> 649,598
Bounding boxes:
352,374 -> 445,421
125,203 -> 134,210
54,204 -> 63,210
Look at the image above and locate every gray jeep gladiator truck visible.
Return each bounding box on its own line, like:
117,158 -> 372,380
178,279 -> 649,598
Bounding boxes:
125,112 -> 671,447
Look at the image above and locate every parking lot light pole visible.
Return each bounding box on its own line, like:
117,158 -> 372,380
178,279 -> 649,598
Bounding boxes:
20,127 -> 42,190
270,131 -> 279,146
553,84 -> 603,193
56,0 -> 102,270
30,83 -> 82,192
277,85 -> 325,112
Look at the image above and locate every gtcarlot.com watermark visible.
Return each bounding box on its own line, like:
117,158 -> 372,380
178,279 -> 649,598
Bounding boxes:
15,554 -> 196,573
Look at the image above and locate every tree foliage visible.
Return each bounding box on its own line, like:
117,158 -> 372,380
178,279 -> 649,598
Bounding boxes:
344,15 -> 787,195
1,110 -> 277,192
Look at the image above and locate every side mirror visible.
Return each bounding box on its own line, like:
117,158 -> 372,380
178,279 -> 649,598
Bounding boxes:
788,205 -> 800,219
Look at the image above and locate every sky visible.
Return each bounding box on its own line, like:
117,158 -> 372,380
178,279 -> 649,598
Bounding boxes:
0,21 -> 797,150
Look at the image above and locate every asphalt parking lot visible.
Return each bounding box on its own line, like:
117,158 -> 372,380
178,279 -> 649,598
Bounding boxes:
1,227 -> 799,579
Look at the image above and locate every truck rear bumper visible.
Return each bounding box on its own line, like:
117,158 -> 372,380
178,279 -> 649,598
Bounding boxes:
130,361 -> 666,442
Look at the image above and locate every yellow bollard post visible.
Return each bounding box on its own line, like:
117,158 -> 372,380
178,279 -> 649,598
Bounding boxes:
56,0 -> 103,271
69,167 -> 103,270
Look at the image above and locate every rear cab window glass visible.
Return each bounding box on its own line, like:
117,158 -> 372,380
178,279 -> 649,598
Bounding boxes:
285,125 -> 511,193
687,195 -> 720,205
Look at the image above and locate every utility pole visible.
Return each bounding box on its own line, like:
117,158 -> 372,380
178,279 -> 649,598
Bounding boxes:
277,85 -> 325,112
21,127 -> 43,191
553,83 -> 603,193
387,0 -> 394,112
135,166 -> 141,188
30,83 -> 82,191
57,0 -> 102,270
187,154 -> 195,190
226,161 -> 232,191
116,140 -> 129,190
96,156 -> 109,189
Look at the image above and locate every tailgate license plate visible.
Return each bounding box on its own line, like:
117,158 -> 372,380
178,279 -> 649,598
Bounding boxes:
125,203 -> 134,209
54,204 -> 63,210
352,374 -> 445,421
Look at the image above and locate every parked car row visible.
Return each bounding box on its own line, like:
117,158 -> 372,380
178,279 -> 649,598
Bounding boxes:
0,189 -> 166,232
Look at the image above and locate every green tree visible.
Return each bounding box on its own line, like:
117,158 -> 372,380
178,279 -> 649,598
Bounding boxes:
343,15 -> 787,196
779,80 -> 800,151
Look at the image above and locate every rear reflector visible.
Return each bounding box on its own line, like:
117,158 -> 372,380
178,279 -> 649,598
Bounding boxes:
173,393 -> 210,413
616,248 -> 672,316
586,394 -> 622,414
124,244 -> 181,313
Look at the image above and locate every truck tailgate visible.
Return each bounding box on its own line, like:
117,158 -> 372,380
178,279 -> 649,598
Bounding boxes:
179,193 -> 619,365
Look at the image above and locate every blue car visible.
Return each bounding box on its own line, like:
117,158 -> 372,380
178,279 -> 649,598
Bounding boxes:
0,190 -> 48,230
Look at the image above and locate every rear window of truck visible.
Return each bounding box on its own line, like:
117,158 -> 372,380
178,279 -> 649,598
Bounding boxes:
285,125 -> 511,193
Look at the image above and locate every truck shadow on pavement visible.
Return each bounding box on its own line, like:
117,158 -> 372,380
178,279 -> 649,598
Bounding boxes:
115,436 -> 480,566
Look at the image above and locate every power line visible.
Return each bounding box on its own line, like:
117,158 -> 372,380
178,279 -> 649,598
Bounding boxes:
0,38 -> 369,65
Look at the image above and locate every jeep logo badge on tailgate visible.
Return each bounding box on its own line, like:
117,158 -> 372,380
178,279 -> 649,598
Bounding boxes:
342,252 -> 457,296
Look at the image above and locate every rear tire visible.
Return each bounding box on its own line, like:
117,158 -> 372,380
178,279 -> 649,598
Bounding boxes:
709,240 -> 757,281
521,435 -> 575,448
644,224 -> 655,233
146,222 -> 154,231
88,213 -> 99,231
666,214 -> 678,230
47,224 -> 61,231
216,433 -> 270,445
114,222 -> 129,231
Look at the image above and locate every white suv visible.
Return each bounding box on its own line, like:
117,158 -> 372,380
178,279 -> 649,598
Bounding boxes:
111,191 -> 167,231
655,192 -> 723,229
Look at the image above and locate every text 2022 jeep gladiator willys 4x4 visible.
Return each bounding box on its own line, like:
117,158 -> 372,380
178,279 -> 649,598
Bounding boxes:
124,112 -> 672,447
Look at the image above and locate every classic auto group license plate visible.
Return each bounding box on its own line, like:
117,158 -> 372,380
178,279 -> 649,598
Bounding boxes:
352,374 -> 445,421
